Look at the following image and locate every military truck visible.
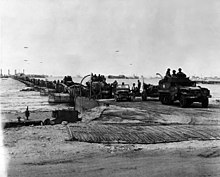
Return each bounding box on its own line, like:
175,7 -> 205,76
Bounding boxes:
114,84 -> 133,102
142,83 -> 159,101
158,77 -> 211,108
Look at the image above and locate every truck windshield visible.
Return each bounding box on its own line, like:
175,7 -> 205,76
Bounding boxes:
117,84 -> 130,89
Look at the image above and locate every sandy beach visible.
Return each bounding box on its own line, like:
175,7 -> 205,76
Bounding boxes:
4,124 -> 220,177
3,99 -> 220,177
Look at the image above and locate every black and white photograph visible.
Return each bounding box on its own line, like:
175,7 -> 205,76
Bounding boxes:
1,0 -> 220,176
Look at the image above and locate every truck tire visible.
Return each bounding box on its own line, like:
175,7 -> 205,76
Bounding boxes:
160,95 -> 168,104
201,97 -> 208,108
179,95 -> 188,108
187,100 -> 193,107
160,95 -> 165,104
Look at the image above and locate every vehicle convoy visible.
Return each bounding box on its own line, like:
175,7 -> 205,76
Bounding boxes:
142,83 -> 159,101
114,84 -> 133,102
158,77 -> 211,108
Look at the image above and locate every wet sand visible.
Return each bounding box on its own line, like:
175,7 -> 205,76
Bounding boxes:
3,98 -> 220,177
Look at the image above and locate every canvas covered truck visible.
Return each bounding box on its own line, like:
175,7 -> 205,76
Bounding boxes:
158,77 -> 211,108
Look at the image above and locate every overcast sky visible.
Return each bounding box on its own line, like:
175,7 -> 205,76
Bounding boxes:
1,0 -> 220,77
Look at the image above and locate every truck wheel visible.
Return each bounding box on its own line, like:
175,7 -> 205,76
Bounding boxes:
180,95 -> 187,108
160,95 -> 165,104
159,95 -> 163,101
187,100 -> 193,107
201,98 -> 208,108
160,95 -> 167,104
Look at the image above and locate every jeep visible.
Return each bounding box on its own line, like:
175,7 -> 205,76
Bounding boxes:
114,84 -> 133,102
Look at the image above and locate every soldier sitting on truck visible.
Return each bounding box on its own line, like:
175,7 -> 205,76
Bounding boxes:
177,68 -> 186,78
92,74 -> 98,82
165,68 -> 171,78
164,68 -> 171,81
132,83 -> 139,96
171,70 -> 177,78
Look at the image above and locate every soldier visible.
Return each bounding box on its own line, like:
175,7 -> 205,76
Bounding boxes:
111,80 -> 118,94
137,80 -> 141,92
165,68 -> 171,78
93,74 -> 98,82
132,83 -> 136,92
25,106 -> 30,120
177,68 -> 186,78
131,83 -> 137,98
172,70 -> 177,78
63,76 -> 67,85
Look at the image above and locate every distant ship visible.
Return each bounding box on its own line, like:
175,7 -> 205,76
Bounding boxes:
108,75 -> 126,79
108,74 -> 139,79
27,74 -> 48,78
125,75 -> 139,79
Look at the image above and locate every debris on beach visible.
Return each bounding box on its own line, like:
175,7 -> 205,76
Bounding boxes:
43,109 -> 81,125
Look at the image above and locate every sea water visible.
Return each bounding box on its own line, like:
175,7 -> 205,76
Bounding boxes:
0,78 -> 70,114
